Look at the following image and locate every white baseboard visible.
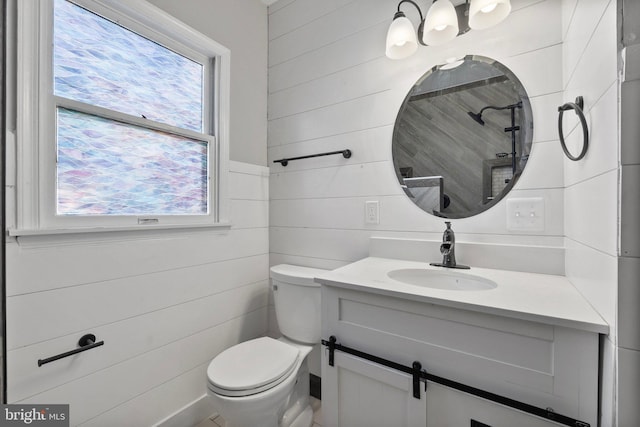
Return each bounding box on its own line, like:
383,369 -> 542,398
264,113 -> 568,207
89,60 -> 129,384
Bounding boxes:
154,394 -> 217,427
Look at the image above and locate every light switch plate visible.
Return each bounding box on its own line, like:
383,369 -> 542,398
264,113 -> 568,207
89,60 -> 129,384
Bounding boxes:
365,201 -> 379,224
506,197 -> 545,231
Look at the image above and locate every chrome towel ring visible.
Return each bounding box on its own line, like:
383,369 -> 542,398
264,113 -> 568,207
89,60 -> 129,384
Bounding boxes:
558,96 -> 589,161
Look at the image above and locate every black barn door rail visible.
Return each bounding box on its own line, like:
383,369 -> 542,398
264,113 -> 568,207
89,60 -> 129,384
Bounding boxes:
322,336 -> 590,427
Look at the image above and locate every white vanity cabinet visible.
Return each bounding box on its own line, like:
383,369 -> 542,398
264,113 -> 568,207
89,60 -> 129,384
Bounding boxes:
320,283 -> 602,427
322,351 -> 427,427
323,350 -> 572,427
425,383 -> 581,427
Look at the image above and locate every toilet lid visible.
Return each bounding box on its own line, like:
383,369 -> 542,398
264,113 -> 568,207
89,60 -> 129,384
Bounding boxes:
207,337 -> 300,396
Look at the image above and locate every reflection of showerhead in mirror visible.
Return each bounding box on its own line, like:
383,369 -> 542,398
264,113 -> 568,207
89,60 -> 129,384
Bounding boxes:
467,101 -> 523,126
467,111 -> 485,126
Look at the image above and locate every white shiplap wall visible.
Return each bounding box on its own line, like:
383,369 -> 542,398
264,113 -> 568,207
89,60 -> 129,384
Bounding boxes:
561,1 -> 619,426
268,0 -> 565,270
5,161 -> 270,426
562,0 -> 618,332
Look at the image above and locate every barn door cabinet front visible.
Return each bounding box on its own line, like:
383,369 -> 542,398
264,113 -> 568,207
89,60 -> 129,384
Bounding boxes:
321,350 -> 568,427
320,285 -> 599,427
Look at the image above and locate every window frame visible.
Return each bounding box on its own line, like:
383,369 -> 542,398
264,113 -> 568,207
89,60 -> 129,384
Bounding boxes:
14,0 -> 231,235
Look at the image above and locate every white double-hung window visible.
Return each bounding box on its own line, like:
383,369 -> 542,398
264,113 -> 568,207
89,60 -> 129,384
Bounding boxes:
14,0 -> 230,233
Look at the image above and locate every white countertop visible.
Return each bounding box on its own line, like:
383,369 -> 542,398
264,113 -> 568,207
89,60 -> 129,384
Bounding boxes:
315,257 -> 609,334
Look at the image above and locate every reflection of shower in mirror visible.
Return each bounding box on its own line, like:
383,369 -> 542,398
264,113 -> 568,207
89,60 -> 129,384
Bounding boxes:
392,55 -> 533,219
467,101 -> 523,174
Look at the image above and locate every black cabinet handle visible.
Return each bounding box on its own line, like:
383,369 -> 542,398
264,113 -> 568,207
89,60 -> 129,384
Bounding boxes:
38,334 -> 104,367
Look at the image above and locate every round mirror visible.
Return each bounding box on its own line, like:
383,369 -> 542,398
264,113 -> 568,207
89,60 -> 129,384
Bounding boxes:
392,55 -> 533,218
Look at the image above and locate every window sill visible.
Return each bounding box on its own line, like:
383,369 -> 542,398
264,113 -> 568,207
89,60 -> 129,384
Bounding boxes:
7,222 -> 232,247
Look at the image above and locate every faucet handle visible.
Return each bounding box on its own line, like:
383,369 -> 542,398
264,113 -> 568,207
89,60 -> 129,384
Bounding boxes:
431,221 -> 470,269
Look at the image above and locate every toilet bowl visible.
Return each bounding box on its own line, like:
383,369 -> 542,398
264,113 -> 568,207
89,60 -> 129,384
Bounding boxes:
206,264 -> 327,427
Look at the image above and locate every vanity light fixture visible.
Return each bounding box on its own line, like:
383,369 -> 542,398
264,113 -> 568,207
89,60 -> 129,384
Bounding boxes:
468,0 -> 512,29
423,0 -> 458,46
385,2 -> 422,60
385,0 -> 512,60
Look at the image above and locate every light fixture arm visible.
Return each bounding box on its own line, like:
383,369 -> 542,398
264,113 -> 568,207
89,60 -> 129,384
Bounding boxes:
396,0 -> 424,20
395,0 -> 428,46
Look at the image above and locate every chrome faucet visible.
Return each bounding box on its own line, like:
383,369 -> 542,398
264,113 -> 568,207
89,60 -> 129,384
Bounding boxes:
430,222 -> 470,269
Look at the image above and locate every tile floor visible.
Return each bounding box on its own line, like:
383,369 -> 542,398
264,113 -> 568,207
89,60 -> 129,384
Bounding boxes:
195,396 -> 322,427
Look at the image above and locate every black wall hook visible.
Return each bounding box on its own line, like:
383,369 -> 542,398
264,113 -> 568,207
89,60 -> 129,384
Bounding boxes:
558,96 -> 589,161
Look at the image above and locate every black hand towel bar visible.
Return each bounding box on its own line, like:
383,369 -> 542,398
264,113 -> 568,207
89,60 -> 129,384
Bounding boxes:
38,334 -> 104,367
273,149 -> 351,167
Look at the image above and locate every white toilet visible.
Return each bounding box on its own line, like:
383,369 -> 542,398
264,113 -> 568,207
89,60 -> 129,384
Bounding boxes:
206,264 -> 326,427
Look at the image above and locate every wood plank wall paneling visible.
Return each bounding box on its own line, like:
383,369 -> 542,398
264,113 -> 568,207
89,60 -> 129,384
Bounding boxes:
27,308 -> 268,426
268,0 -> 566,272
562,0 -> 618,335
6,161 -> 270,425
561,5 -> 620,424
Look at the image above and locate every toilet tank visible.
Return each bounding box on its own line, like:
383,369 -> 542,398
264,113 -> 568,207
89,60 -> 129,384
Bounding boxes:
270,264 -> 327,344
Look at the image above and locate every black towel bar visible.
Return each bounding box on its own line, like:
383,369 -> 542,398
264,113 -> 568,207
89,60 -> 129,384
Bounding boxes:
38,334 -> 104,367
273,149 -> 351,167
558,96 -> 589,161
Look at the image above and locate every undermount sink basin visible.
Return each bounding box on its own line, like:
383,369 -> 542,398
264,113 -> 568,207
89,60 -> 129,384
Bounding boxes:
387,268 -> 497,291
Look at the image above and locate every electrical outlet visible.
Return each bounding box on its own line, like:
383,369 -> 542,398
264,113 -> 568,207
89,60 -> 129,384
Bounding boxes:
506,197 -> 545,231
365,201 -> 379,224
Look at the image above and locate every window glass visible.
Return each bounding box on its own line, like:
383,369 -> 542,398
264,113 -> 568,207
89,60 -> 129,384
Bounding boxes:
53,0 -> 204,132
56,108 -> 209,216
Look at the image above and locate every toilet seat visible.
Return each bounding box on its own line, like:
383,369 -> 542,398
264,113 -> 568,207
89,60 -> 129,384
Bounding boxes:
207,337 -> 300,397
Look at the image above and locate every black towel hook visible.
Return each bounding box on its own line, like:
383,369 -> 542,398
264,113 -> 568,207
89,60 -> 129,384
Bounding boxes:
558,96 -> 589,161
